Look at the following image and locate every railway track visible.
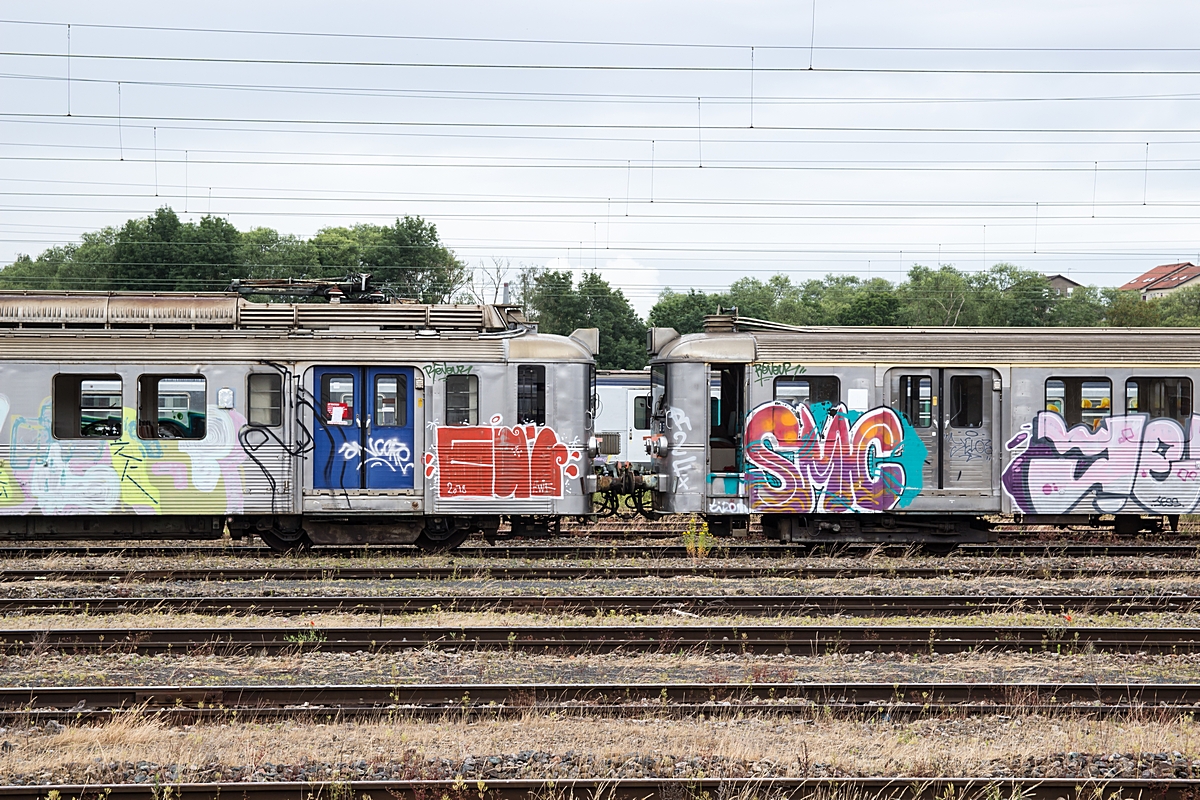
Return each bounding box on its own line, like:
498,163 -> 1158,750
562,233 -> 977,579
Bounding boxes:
3,594 -> 1195,616
4,542 -> 1200,558
2,563 -> 1196,582
1,623 -> 1197,654
0,778 -> 1193,800
2,680 -> 1198,722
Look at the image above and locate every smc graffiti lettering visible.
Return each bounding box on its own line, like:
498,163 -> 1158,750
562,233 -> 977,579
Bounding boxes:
744,401 -> 926,513
1003,411 -> 1200,515
424,415 -> 582,499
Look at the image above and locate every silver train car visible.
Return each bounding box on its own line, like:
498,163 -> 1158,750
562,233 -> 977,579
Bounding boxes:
645,315 -> 1198,543
0,291 -> 599,550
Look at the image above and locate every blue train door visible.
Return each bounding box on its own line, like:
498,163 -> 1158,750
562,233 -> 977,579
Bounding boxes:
364,367 -> 415,490
313,366 -> 416,491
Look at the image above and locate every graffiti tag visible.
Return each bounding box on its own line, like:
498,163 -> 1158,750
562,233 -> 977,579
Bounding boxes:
672,453 -> 698,492
709,498 -> 749,514
339,437 -> 414,474
944,429 -> 993,463
666,406 -> 692,447
1003,411 -> 1200,515
424,362 -> 473,381
744,401 -> 926,514
753,363 -> 807,386
424,414 -> 582,499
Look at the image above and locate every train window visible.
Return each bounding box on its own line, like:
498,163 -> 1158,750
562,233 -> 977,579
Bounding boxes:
446,374 -> 478,425
517,365 -> 546,425
374,374 -> 407,427
247,373 -> 282,427
948,376 -> 983,428
53,374 -> 123,439
138,375 -> 207,439
321,373 -> 356,426
897,376 -> 932,428
774,376 -> 840,407
650,365 -> 667,415
633,396 -> 650,430
1126,377 -> 1193,423
1045,378 -> 1111,429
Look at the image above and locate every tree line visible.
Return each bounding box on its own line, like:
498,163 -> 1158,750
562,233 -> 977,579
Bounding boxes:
2,207 -> 1193,371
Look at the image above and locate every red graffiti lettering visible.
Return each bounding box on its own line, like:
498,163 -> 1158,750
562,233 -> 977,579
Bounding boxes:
432,418 -> 582,499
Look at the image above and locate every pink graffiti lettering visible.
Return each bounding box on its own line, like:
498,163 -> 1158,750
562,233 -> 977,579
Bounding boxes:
429,416 -> 582,499
744,402 -> 907,513
1003,412 -> 1200,515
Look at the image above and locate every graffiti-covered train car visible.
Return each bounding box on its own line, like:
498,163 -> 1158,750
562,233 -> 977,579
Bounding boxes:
644,314 -> 1197,543
0,290 -> 598,550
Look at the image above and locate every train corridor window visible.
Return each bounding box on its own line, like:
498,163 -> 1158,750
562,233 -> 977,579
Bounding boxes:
1126,377 -> 1193,423
897,375 -> 932,428
633,396 -> 650,430
948,376 -> 983,428
517,365 -> 546,425
321,373 -> 355,426
53,374 -> 123,439
446,374 -> 478,425
138,375 -> 207,439
1045,378 -> 1111,429
374,374 -> 407,427
774,376 -> 840,407
248,373 -> 282,427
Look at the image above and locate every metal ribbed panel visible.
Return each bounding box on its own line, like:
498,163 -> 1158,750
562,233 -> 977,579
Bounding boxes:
295,304 -> 430,329
108,296 -> 239,326
0,295 -> 109,325
750,329 -> 1200,364
429,306 -> 486,329
237,305 -> 296,328
0,333 -> 506,362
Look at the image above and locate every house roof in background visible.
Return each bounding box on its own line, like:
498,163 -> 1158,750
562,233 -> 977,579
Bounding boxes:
1118,262 -> 1196,292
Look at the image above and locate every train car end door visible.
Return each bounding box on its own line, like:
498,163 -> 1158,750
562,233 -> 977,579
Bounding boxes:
364,367 -> 416,490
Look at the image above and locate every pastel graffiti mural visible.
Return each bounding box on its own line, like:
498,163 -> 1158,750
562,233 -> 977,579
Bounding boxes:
1003,411 -> 1200,515
0,396 -> 251,515
744,401 -> 927,513
424,414 -> 582,499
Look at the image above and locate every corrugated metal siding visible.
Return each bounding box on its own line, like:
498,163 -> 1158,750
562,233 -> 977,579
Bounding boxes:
0,333 -> 505,362
751,328 -> 1200,364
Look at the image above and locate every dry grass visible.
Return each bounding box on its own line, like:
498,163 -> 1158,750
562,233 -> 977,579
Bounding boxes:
0,608 -> 1194,633
2,712 -> 1198,781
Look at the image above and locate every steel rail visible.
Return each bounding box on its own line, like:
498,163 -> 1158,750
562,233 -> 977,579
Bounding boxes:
2,564 -> 1196,581
2,681 -> 1199,723
2,594 -> 1195,617
0,623 -> 1196,654
0,778 -> 1195,800
4,542 -> 1200,558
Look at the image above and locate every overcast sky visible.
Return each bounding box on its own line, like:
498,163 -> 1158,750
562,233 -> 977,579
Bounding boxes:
3,2 -> 1200,314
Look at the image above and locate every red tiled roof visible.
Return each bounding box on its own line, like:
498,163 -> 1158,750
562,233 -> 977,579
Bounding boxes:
1145,263 -> 1200,292
1118,262 -> 1194,292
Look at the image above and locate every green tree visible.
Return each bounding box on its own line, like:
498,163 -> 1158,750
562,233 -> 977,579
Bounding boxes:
1049,285 -> 1106,327
896,265 -> 978,326
838,279 -> 900,325
357,217 -> 469,303
528,270 -> 647,369
1103,288 -> 1162,326
648,288 -> 720,334
238,227 -> 320,279
1156,285 -> 1200,326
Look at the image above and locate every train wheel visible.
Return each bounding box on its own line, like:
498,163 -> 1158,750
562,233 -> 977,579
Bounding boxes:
414,528 -> 471,553
415,516 -> 472,552
259,527 -> 312,553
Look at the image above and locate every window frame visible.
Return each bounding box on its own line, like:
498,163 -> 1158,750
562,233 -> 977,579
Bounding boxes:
53,373 -> 124,440
445,373 -> 479,426
773,375 -> 841,407
948,375 -> 984,429
137,374 -> 208,440
1044,377 -> 1112,429
372,373 -> 407,428
320,372 -> 356,427
247,372 -> 283,428
633,395 -> 650,431
897,375 -> 933,429
1125,376 -> 1194,423
517,364 -> 546,425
